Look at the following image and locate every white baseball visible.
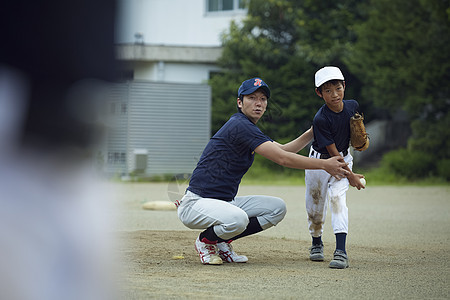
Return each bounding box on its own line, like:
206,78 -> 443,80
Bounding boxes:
360,178 -> 366,187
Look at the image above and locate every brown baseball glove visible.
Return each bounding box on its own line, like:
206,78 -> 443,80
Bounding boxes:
350,112 -> 369,151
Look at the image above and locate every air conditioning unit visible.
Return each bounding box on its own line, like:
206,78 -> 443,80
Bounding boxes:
132,149 -> 148,174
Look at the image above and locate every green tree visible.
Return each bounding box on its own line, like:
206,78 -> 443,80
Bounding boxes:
347,0 -> 450,160
210,0 -> 369,139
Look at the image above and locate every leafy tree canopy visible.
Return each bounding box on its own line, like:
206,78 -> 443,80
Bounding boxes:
210,0 -> 368,139
347,0 -> 450,158
210,0 -> 450,163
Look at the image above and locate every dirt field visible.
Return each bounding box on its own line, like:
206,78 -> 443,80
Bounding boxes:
112,183 -> 449,299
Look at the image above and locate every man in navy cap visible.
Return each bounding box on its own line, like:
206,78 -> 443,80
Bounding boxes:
176,77 -> 349,265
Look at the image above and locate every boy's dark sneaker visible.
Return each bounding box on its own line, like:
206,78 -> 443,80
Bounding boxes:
329,249 -> 349,269
309,243 -> 324,261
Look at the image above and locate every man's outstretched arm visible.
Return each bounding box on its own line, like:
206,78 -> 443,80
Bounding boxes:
255,141 -> 348,179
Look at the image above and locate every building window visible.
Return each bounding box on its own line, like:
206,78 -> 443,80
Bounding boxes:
121,103 -> 128,115
206,0 -> 246,13
108,152 -> 114,163
108,152 -> 127,164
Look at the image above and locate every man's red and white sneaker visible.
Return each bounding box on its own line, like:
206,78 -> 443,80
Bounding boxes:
217,241 -> 248,263
194,237 -> 223,265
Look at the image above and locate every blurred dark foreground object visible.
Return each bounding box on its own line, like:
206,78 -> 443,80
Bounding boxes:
0,0 -> 117,151
0,1 -> 120,300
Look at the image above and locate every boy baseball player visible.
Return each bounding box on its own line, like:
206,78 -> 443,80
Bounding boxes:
176,77 -> 350,265
305,66 -> 365,269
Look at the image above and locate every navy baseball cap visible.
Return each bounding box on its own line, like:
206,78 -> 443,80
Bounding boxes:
237,78 -> 270,99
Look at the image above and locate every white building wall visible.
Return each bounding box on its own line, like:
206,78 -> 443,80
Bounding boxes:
158,63 -> 221,83
116,0 -> 246,47
132,61 -> 221,83
116,0 -> 246,83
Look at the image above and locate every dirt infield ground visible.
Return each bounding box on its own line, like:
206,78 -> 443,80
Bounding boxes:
113,183 -> 449,299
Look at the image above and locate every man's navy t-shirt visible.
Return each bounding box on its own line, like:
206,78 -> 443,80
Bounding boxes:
187,113 -> 272,201
312,100 -> 359,154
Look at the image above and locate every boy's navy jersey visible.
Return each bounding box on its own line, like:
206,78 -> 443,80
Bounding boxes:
187,112 -> 272,201
312,100 -> 359,154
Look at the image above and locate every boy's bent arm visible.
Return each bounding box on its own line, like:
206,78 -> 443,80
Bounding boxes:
274,126 -> 313,153
325,143 -> 341,157
255,141 -> 348,178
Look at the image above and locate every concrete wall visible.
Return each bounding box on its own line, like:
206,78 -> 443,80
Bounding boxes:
117,45 -> 223,83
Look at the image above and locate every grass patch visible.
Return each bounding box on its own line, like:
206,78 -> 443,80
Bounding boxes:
355,166 -> 448,186
241,171 -> 306,185
240,154 -> 306,185
111,154 -> 448,186
240,155 -> 448,186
